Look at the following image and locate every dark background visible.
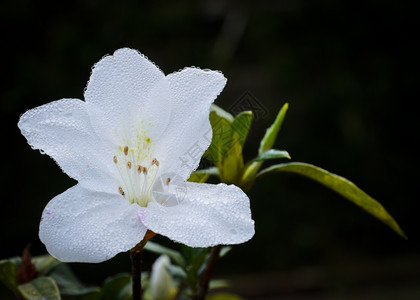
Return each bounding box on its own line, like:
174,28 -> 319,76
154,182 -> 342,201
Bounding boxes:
1,0 -> 419,298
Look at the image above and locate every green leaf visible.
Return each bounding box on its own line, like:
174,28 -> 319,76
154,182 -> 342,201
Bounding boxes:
210,104 -> 234,122
258,162 -> 407,239
183,247 -> 209,287
206,109 -> 235,165
101,273 -> 132,300
258,103 -> 288,155
0,260 -> 18,293
206,105 -> 248,184
188,167 -> 218,183
32,255 -> 60,276
17,276 -> 60,300
144,242 -> 186,267
4,256 -> 22,270
188,172 -> 210,183
164,264 -> 187,279
250,149 -> 291,162
48,263 -> 99,296
231,111 -> 253,148
219,133 -> 244,184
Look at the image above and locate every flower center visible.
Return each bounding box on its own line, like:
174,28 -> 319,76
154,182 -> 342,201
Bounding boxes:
113,144 -> 161,207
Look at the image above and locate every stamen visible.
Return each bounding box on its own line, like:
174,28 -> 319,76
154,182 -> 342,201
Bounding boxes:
166,177 -> 171,186
152,158 -> 160,166
114,143 -> 162,206
118,186 -> 125,195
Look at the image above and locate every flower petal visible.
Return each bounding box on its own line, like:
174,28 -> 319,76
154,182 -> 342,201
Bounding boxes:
18,98 -> 118,194
39,185 -> 147,263
84,48 -> 171,145
156,67 -> 227,180
141,182 -> 254,247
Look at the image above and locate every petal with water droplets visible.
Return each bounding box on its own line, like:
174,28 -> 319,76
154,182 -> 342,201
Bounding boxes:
85,48 -> 171,145
141,182 -> 254,247
18,98 -> 119,194
156,67 -> 227,180
39,184 -> 146,263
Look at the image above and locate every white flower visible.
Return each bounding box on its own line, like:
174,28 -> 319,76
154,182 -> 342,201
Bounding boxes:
18,48 -> 254,263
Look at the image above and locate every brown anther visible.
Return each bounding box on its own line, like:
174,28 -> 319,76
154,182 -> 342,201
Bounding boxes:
113,156 -> 118,164
127,161 -> 132,169
136,165 -> 142,172
123,146 -> 129,156
143,167 -> 148,174
152,158 -> 160,166
166,177 -> 171,186
118,186 -> 124,195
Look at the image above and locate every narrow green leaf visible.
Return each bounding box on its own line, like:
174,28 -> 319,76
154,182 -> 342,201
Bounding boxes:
0,260 -> 18,293
231,111 -> 253,148
101,273 -> 132,300
164,264 -> 187,279
250,149 -> 291,162
258,162 -> 406,239
192,167 -> 219,177
144,242 -> 186,267
258,103 -> 288,155
18,276 -> 60,300
188,172 -> 210,183
188,167 -> 219,183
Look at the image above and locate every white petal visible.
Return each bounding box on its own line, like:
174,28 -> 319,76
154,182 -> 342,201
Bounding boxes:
18,98 -> 118,194
141,182 -> 254,247
156,68 -> 227,180
84,48 -> 171,145
39,185 -> 147,263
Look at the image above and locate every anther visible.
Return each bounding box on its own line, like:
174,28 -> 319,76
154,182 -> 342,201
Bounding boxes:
152,158 -> 160,166
118,186 -> 125,195
166,177 -> 171,186
136,165 -> 142,172
143,167 -> 148,174
123,146 -> 129,156
127,161 -> 132,169
113,156 -> 118,164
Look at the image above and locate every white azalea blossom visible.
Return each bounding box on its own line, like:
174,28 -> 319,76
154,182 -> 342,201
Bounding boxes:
18,48 -> 254,263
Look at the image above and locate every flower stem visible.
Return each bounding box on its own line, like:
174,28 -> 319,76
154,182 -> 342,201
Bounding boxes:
130,230 -> 157,300
131,249 -> 143,300
198,245 -> 222,299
